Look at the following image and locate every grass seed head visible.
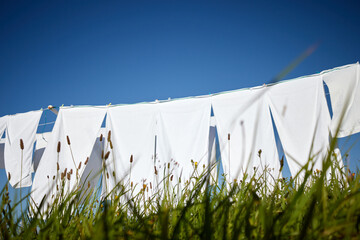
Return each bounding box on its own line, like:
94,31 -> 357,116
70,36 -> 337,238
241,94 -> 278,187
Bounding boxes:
107,130 -> 111,142
100,134 -> 103,142
57,141 -> 61,153
130,155 -> 133,163
105,151 -> 110,160
66,135 -> 71,145
20,139 -> 24,150
85,157 -> 89,165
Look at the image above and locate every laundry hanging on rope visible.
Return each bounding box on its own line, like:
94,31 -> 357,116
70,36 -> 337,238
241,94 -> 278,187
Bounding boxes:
266,75 -> 331,179
30,106 -> 107,214
212,88 -> 280,184
323,62 -> 360,137
4,110 -> 42,188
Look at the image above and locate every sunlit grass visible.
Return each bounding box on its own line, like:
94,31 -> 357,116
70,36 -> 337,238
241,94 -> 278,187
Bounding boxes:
0,143 -> 359,240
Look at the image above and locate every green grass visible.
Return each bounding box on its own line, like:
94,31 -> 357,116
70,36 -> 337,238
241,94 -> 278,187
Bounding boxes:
0,147 -> 359,240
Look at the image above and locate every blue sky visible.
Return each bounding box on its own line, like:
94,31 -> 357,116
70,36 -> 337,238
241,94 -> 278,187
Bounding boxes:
1,1 -> 360,201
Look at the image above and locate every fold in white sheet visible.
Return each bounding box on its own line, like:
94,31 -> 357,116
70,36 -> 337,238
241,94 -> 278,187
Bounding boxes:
30,107 -> 106,212
0,116 -> 7,169
0,115 -> 7,138
323,63 -> 360,137
212,89 -> 280,183
102,104 -> 158,197
4,110 -> 42,188
33,132 -> 52,172
157,97 -> 211,188
267,76 -> 331,178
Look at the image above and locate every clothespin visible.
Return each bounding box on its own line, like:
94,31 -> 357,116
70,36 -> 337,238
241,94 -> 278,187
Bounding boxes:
48,105 -> 59,115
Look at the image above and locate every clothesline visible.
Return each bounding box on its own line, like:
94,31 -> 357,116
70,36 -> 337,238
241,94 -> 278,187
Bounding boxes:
35,63 -> 355,112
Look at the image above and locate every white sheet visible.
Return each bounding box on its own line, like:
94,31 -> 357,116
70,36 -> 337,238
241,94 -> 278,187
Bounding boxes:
323,63 -> 360,137
0,116 -> 8,169
30,106 -> 107,213
33,132 -> 52,172
157,97 -> 211,189
4,110 -> 42,188
267,75 -> 331,178
212,89 -> 280,184
0,115 -> 7,138
0,138 -> 5,169
102,104 -> 158,198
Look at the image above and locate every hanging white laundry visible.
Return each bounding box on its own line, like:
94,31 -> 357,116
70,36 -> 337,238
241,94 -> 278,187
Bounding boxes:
4,110 -> 42,188
208,117 -> 218,185
102,104 -> 158,199
0,116 -> 7,169
0,115 -> 7,138
33,132 -> 52,172
212,89 -> 280,184
79,128 -> 105,198
30,106 -> 107,213
0,138 -> 5,169
267,75 -> 331,178
323,63 -> 360,137
157,97 -> 211,190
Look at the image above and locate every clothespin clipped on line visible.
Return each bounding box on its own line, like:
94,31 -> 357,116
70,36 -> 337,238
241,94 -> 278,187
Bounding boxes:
47,105 -> 59,115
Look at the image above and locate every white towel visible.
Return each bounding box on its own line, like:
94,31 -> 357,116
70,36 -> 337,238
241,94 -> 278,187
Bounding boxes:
267,75 -> 331,178
323,63 -> 360,137
212,89 -> 280,183
30,106 -> 106,213
4,110 -> 42,188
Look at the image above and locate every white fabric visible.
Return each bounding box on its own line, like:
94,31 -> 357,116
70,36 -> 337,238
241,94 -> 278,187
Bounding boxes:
30,107 -> 107,212
102,104 -> 158,198
212,89 -> 280,183
323,63 -> 360,137
267,76 -> 331,178
0,138 -> 5,169
0,116 -> 7,138
79,131 -> 104,197
33,132 -> 52,172
0,116 -> 8,169
157,97 -> 211,188
4,110 -> 42,188
208,125 -> 217,184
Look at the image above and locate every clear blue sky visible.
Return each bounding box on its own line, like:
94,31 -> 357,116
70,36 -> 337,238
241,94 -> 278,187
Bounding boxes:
1,1 -> 360,198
